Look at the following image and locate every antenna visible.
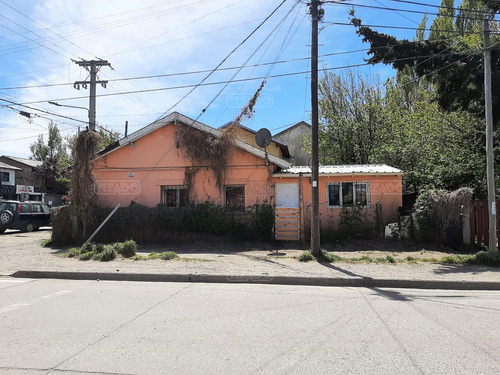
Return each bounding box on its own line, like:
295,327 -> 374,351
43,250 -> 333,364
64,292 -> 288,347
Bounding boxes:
255,128 -> 272,148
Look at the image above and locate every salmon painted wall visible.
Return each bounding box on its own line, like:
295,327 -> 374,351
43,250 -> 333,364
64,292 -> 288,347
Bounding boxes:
93,122 -> 275,207
273,174 -> 402,230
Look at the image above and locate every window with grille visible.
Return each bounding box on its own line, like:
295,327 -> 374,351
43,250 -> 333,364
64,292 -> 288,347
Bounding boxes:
160,186 -> 189,208
225,185 -> 245,210
0,172 -> 9,183
327,182 -> 369,207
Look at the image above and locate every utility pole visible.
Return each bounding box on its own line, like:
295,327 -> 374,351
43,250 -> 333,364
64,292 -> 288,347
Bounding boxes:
310,0 -> 321,257
483,19 -> 497,255
73,60 -> 111,132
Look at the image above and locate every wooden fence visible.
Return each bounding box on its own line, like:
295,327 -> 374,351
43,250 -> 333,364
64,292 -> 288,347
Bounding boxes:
469,199 -> 500,245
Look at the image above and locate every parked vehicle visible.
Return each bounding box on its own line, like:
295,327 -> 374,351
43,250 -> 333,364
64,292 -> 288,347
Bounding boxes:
0,201 -> 51,233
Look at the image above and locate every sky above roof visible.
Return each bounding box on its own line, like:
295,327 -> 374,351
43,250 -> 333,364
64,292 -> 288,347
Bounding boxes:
0,0 -> 454,157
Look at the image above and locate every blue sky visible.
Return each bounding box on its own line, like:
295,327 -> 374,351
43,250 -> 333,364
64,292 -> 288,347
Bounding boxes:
0,0 -> 448,157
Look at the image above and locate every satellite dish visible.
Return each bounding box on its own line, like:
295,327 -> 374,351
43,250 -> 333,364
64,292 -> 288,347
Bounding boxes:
255,128 -> 272,148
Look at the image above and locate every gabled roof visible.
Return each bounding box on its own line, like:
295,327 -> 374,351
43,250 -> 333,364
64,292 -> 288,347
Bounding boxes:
0,161 -> 22,171
274,121 -> 311,137
1,155 -> 42,168
99,112 -> 291,169
275,164 -> 402,176
219,121 -> 290,158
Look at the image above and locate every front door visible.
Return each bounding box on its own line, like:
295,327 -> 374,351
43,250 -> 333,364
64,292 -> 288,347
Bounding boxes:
274,183 -> 300,241
275,183 -> 299,208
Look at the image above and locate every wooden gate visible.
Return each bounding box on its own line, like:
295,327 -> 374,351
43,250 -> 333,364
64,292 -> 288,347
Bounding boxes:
470,199 -> 500,245
275,208 -> 301,241
274,183 -> 301,241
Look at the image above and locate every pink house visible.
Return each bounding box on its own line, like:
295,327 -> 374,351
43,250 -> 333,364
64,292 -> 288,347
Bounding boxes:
94,112 -> 290,210
93,112 -> 402,241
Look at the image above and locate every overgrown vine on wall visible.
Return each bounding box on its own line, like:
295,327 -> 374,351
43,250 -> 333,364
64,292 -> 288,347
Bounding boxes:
175,80 -> 267,191
70,130 -> 100,243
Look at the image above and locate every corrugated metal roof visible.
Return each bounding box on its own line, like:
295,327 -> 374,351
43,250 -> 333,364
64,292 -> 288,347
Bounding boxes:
278,164 -> 402,175
0,161 -> 22,170
3,155 -> 43,168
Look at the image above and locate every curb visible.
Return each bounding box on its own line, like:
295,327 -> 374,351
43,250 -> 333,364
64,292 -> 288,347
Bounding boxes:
10,270 -> 500,290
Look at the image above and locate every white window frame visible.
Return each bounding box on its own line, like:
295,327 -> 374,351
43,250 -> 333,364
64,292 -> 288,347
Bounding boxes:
326,182 -> 370,208
160,185 -> 189,208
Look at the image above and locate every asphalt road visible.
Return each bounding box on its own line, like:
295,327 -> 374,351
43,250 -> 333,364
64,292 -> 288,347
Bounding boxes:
1,278 -> 499,375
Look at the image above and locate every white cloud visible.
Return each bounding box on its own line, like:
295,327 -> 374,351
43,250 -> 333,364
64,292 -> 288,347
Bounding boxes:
0,0 -> 398,157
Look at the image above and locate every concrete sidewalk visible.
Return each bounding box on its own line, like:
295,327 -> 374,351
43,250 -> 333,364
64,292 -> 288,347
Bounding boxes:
2,229 -> 500,290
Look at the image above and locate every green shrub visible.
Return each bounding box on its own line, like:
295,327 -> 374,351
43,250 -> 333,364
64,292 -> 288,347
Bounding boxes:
337,206 -> 376,240
386,255 -> 396,263
80,242 -> 96,254
68,247 -> 81,258
117,240 -> 137,258
148,252 -> 160,260
93,245 -> 116,262
413,188 -> 472,246
160,251 -> 178,260
79,251 -> 94,261
298,251 -> 314,262
94,243 -> 105,253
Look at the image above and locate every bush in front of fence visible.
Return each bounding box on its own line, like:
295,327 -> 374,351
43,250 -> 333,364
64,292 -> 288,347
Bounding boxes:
413,187 -> 472,248
51,202 -> 274,245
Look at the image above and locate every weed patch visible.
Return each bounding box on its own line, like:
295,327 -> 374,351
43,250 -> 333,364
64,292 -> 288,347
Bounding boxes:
321,250 -> 342,263
298,251 -> 314,262
160,251 -> 178,260
41,239 -> 53,247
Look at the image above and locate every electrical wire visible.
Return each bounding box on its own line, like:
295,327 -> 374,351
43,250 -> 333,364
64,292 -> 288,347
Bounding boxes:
0,32 -> 468,92
388,0 -> 495,15
322,21 -> 500,34
153,0 -> 289,122
12,48 -> 482,105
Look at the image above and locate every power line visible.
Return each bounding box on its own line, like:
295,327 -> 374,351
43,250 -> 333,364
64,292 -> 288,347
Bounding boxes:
154,0 -> 289,121
0,34 -> 467,92
323,21 -> 500,34
0,0 -> 220,57
0,0 -> 96,59
0,97 -> 88,125
332,1 -> 492,22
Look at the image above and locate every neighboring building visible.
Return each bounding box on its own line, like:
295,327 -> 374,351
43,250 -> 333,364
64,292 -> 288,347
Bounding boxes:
93,112 -> 290,208
219,122 -> 290,160
273,121 -> 311,166
0,161 -> 21,199
93,112 -> 403,241
0,156 -> 44,201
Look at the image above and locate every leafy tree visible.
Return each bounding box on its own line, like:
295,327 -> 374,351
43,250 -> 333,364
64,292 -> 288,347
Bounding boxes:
316,69 -> 385,164
350,0 -> 500,124
29,122 -> 65,161
29,123 -> 71,194
311,67 -> 485,195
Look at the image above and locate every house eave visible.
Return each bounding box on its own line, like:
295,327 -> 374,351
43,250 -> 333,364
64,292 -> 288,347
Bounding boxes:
97,112 -> 291,169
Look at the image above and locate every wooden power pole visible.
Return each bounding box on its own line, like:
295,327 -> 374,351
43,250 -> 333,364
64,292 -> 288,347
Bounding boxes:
310,0 -> 321,257
74,60 -> 111,132
483,19 -> 497,255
